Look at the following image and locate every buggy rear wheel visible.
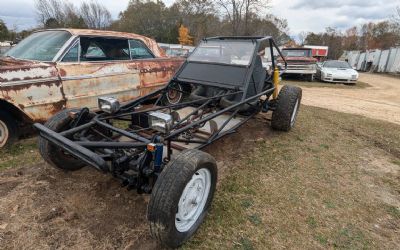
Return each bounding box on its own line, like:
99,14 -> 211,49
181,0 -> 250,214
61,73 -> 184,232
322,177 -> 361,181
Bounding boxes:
147,149 -> 217,248
162,82 -> 190,105
271,85 -> 302,131
38,109 -> 90,171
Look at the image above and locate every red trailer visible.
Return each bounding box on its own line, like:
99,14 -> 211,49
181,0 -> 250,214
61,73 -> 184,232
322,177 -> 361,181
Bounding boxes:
304,45 -> 329,61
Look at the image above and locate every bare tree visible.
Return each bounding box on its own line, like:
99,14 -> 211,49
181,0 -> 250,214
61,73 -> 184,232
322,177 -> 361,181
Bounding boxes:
35,0 -> 111,29
298,31 -> 308,45
35,0 -> 67,27
80,0 -> 112,29
217,0 -> 270,35
395,6 -> 400,22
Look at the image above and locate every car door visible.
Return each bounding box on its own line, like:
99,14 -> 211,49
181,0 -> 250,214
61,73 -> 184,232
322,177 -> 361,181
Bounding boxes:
56,36 -> 140,110
125,39 -> 183,97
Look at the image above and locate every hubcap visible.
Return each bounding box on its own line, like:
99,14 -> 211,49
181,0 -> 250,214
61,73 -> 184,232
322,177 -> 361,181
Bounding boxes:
290,99 -> 299,126
0,120 -> 9,148
167,83 -> 183,104
175,168 -> 211,232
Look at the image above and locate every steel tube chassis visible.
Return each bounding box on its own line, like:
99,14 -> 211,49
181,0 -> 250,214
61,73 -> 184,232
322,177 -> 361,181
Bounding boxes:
34,36 -> 287,193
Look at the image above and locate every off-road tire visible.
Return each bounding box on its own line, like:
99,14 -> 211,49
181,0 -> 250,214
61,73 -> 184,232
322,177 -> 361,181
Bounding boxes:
0,111 -> 18,148
271,85 -> 302,131
38,109 -> 86,171
147,149 -> 218,248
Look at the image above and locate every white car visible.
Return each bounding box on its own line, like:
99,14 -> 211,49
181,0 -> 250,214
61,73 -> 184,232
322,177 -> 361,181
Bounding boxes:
316,60 -> 359,84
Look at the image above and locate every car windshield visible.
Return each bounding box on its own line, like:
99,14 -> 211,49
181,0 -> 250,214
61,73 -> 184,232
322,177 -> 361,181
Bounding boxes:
324,61 -> 351,69
6,31 -> 71,61
282,49 -> 311,57
188,40 -> 256,66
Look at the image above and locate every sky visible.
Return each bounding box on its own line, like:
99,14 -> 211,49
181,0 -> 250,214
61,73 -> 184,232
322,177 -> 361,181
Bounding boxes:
0,0 -> 399,37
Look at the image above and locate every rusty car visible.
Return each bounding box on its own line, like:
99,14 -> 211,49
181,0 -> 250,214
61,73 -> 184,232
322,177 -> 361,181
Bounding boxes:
0,29 -> 184,147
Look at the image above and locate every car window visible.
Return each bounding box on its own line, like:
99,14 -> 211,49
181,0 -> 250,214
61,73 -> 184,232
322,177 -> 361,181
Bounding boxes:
6,31 -> 71,61
85,43 -> 106,58
188,40 -> 256,66
62,42 -> 79,62
80,37 -> 130,61
324,61 -> 351,69
129,40 -> 154,59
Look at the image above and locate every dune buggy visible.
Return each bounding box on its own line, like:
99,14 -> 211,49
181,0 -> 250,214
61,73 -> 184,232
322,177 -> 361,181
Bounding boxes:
34,36 -> 301,248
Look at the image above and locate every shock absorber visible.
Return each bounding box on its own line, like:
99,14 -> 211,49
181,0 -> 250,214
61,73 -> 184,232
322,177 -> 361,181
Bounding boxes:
273,66 -> 280,99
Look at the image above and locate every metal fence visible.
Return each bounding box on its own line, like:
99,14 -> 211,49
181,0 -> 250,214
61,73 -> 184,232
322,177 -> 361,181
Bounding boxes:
341,47 -> 400,74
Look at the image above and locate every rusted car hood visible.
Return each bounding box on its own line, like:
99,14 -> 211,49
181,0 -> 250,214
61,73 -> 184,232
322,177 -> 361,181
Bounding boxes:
0,57 -> 47,67
0,57 -> 58,84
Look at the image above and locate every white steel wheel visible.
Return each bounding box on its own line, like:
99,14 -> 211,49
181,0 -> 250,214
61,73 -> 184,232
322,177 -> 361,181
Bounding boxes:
147,149 -> 217,248
290,98 -> 300,127
0,119 -> 9,148
175,168 -> 211,232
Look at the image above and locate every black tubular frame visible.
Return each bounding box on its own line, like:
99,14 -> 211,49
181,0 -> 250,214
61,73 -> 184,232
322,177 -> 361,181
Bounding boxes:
34,36 -> 286,172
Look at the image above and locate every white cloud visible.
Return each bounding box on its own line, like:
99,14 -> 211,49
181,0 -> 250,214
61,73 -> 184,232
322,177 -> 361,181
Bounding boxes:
1,0 -> 399,35
271,0 -> 400,35
291,0 -> 377,10
0,0 -> 177,30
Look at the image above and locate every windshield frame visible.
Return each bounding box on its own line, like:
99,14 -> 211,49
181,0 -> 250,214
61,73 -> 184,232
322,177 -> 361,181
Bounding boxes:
187,39 -> 258,67
5,30 -> 75,62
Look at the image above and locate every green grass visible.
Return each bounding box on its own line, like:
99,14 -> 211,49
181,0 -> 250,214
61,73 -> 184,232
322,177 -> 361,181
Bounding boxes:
182,106 -> 400,249
386,205 -> 400,219
1,106 -> 399,249
0,138 -> 40,169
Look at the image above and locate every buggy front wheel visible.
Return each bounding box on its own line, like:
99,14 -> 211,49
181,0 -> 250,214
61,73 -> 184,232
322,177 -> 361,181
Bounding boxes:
38,109 -> 93,171
271,85 -> 302,131
147,149 -> 218,248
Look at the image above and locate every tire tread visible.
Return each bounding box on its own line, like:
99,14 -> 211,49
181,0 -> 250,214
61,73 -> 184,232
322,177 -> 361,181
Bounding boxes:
147,149 -> 217,248
271,85 -> 302,131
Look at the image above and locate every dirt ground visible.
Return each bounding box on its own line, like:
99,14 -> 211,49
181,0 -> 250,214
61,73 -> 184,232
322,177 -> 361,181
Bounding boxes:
298,73 -> 400,125
0,115 -> 269,250
0,74 -> 399,249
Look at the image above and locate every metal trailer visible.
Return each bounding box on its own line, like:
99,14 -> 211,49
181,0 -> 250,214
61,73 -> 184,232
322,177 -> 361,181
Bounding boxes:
343,47 -> 400,74
377,49 -> 390,73
347,51 -> 361,69
370,49 -> 382,72
357,52 -> 366,71
387,48 -> 400,74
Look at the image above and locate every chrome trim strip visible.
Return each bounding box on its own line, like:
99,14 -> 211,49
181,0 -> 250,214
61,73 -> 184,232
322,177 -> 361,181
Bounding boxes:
60,72 -> 133,81
0,77 -> 61,87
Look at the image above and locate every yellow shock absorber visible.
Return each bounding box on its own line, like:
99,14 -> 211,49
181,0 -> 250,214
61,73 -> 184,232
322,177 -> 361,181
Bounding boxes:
273,66 -> 280,99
